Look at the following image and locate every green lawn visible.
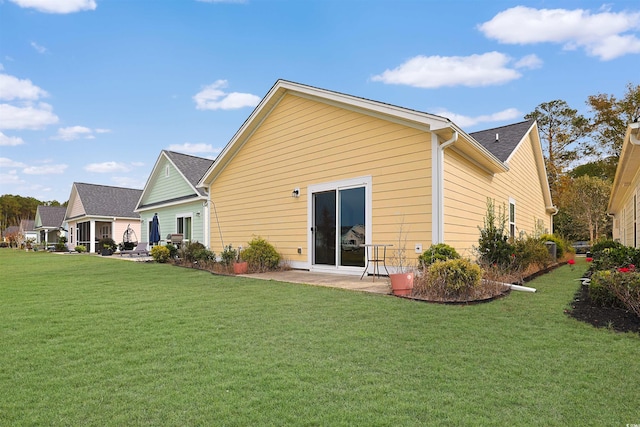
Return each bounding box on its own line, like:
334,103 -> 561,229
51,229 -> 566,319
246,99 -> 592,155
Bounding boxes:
1,250 -> 638,426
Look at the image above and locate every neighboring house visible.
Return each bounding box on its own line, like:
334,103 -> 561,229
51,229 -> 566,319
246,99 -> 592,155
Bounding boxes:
197,80 -> 555,275
19,220 -> 37,245
135,150 -> 214,247
608,121 -> 640,248
64,183 -> 142,253
34,205 -> 67,246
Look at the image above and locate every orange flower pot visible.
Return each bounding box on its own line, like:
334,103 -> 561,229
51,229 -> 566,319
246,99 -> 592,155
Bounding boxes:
233,261 -> 248,274
390,272 -> 414,296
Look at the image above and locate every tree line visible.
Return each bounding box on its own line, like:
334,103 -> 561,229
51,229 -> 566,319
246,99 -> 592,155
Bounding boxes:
525,82 -> 640,242
0,194 -> 66,232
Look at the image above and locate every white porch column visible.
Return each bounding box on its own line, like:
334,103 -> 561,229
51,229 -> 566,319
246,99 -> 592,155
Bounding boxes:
90,219 -> 96,253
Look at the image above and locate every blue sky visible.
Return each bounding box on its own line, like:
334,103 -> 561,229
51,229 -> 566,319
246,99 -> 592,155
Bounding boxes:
1,0 -> 639,203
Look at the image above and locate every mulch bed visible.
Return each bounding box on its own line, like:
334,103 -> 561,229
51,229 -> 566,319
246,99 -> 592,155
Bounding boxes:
567,283 -> 640,334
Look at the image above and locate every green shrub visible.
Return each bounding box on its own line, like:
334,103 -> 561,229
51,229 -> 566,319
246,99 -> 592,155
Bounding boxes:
220,244 -> 238,266
419,243 -> 460,267
426,258 -> 482,297
181,241 -> 215,263
241,237 -> 281,272
98,237 -> 117,252
55,236 -> 68,252
165,243 -> 177,259
74,245 -> 86,253
591,244 -> 640,271
607,271 -> 640,317
591,239 -> 623,253
589,270 -> 623,308
477,199 -> 514,268
512,238 -> 552,272
151,245 -> 170,263
539,234 -> 567,260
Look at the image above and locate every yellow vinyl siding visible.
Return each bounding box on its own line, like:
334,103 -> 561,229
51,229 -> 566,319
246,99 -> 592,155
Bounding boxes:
443,133 -> 551,257
208,93 -> 433,260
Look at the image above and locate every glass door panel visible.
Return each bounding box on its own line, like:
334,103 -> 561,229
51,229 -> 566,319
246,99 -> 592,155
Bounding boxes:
313,190 -> 336,265
339,187 -> 365,267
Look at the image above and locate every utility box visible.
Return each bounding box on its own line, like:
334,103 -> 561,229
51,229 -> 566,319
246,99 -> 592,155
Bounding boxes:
545,241 -> 557,262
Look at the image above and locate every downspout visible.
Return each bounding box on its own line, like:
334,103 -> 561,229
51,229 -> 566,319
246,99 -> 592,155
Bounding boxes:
433,131 -> 458,244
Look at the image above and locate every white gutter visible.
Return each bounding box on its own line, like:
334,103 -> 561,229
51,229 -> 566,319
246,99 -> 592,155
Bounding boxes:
432,131 -> 458,244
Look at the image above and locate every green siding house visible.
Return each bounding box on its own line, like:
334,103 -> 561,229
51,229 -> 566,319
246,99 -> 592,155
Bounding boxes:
135,150 -> 214,247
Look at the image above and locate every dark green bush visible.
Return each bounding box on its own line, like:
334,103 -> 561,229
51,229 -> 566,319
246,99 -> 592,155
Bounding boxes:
419,243 -> 460,267
165,243 -> 177,259
477,199 -> 514,268
220,244 -> 237,266
590,239 -> 623,253
55,236 -> 68,252
591,243 -> 640,271
241,237 -> 281,272
181,241 -> 215,263
98,237 -> 117,252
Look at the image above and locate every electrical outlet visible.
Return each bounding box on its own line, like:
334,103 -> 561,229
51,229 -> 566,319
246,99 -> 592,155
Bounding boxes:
297,247 -> 302,254
415,243 -> 422,254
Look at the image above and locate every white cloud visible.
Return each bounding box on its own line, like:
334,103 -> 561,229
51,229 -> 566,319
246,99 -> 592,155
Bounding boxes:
9,0 -> 97,14
30,41 -> 47,54
167,143 -> 221,154
514,54 -> 543,69
372,52 -> 528,88
52,126 -> 95,141
478,6 -> 640,60
0,170 -> 23,184
22,164 -> 68,175
0,74 -> 49,101
0,157 -> 27,168
434,108 -> 522,128
0,102 -> 59,130
193,80 -> 261,110
84,161 -> 130,173
0,132 -> 25,146
94,128 -> 111,134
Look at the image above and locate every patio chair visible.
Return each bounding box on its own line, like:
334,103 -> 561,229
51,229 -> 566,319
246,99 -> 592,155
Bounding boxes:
120,242 -> 149,257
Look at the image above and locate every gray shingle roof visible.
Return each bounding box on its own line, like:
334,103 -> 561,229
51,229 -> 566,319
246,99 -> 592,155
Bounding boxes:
20,219 -> 35,232
163,150 -> 214,196
470,120 -> 534,162
36,206 -> 67,228
73,183 -> 142,218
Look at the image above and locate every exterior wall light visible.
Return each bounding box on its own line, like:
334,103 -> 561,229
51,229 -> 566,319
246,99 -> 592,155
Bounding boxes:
292,188 -> 300,198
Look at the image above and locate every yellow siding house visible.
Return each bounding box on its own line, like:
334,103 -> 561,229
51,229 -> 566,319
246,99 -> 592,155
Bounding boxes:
609,122 -> 640,248
198,80 -> 555,275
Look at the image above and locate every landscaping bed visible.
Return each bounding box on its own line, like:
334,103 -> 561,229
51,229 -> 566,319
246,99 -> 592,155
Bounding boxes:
568,283 -> 640,333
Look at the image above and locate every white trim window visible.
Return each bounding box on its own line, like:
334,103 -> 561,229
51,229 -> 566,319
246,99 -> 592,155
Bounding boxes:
176,213 -> 192,243
509,198 -> 516,239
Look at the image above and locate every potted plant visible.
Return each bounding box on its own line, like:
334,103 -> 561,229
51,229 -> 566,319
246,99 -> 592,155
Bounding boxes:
233,246 -> 248,274
388,219 -> 415,296
98,237 -> 117,256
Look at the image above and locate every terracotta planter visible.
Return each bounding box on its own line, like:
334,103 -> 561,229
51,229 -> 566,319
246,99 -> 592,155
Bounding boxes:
390,272 -> 414,296
233,261 -> 248,274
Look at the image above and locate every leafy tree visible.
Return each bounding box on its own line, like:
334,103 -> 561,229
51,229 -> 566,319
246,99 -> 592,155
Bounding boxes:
568,157 -> 617,182
587,82 -> 640,158
525,100 -> 590,199
558,175 -> 611,243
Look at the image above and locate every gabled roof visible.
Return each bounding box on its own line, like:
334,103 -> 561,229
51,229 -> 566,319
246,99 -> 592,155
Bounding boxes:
608,122 -> 640,213
198,79 -> 510,187
19,219 -> 35,232
163,150 -> 214,196
470,120 -> 535,163
135,150 -> 214,211
66,183 -> 142,220
35,206 -> 67,229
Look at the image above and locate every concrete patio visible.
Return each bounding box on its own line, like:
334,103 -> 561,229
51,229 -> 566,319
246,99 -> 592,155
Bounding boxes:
238,270 -> 391,295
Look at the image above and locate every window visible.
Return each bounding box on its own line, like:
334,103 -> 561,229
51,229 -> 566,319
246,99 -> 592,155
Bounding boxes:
165,165 -> 170,177
509,199 -> 516,239
176,215 -> 192,242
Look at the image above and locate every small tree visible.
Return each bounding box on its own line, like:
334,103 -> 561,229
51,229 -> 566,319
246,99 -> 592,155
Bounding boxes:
476,198 -> 513,268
